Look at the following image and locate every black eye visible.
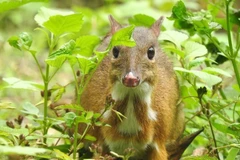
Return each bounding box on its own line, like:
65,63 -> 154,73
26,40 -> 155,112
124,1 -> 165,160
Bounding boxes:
112,47 -> 120,58
147,46 -> 155,60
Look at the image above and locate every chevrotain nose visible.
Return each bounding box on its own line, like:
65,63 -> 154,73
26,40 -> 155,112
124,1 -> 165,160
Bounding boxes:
122,72 -> 140,87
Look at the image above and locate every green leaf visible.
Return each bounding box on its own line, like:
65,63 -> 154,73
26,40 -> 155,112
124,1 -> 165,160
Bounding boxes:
163,45 -> 185,58
0,127 -> 29,136
46,40 -> 76,67
160,30 -> 188,49
8,32 -> 33,51
129,14 -> 156,27
183,155 -> 218,160
95,50 -> 109,63
212,122 -> 239,136
84,134 -> 96,141
21,102 -> 40,117
54,87 -> 66,102
43,13 -> 83,36
0,102 -> 15,109
0,0 -> 48,13
53,149 -> 72,160
202,67 -> 232,77
47,144 -> 71,154
46,55 -> 68,68
19,32 -> 32,49
75,115 -> 90,124
76,55 -> 97,75
64,112 -> 76,127
49,40 -> 76,58
3,77 -> 43,91
189,57 -> 206,68
8,36 -> 21,50
174,67 -> 222,86
171,0 -> 188,20
55,104 -> 84,111
34,7 -> 74,27
110,25 -> 136,47
75,35 -> 101,57
85,111 -> 94,120
230,11 -> 240,26
184,41 -> 208,60
0,145 -> 48,156
190,70 -> 222,86
226,148 -> 239,160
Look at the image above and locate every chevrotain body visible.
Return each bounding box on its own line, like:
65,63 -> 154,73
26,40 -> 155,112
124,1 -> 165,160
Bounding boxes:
79,16 -> 185,160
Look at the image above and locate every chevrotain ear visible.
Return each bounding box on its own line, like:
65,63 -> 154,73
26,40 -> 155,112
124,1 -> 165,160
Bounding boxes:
109,15 -> 122,34
151,16 -> 164,37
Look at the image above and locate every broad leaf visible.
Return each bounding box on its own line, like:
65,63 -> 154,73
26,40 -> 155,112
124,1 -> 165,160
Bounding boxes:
85,111 -> 94,120
64,112 -> 76,127
46,55 -> 68,68
46,40 -> 76,67
171,0 -> 188,20
0,102 -> 15,109
8,36 -> 21,50
21,102 -> 40,117
0,145 -> 48,156
43,13 -> 83,36
34,7 -> 74,27
84,134 -> 96,141
3,77 -> 43,91
0,127 -> 29,136
202,67 -> 232,77
53,87 -> 66,102
129,14 -> 156,27
160,30 -> 188,49
49,40 -> 76,58
0,0 -> 48,13
110,25 -> 136,47
76,55 -> 97,75
174,67 -> 222,86
75,35 -> 101,57
189,70 -> 222,86
212,122 -> 239,136
183,155 -> 217,160
8,32 -> 33,51
226,148 -> 239,160
184,41 -> 208,60
53,149 -> 72,160
55,104 -> 84,111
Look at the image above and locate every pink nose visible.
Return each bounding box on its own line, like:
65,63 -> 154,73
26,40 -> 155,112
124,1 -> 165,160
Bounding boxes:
122,72 -> 140,87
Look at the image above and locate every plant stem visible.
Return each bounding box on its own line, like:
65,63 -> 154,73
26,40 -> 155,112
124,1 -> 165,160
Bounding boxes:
32,54 -> 45,80
225,0 -> 240,88
43,33 -> 55,144
199,96 -> 220,159
43,64 -> 50,144
225,0 -> 234,58
207,117 -> 220,160
231,59 -> 240,88
73,120 -> 79,159
218,86 -> 227,100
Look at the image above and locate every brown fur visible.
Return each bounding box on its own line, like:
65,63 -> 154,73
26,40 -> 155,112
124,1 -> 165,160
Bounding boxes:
79,16 -> 185,160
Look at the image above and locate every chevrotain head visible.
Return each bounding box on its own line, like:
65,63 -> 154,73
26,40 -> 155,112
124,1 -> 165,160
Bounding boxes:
109,15 -> 164,88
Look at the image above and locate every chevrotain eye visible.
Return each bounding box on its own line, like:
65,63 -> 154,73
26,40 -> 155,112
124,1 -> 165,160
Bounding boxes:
112,47 -> 120,58
147,46 -> 155,60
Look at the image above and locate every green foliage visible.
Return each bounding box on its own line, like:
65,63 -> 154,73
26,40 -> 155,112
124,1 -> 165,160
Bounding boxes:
0,146 -> 49,156
165,0 -> 240,159
0,0 -> 48,13
1,0 -> 240,159
43,14 -> 84,36
129,14 -> 156,27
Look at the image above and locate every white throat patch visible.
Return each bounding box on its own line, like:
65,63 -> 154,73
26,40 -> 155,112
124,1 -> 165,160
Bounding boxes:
111,82 -> 157,134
